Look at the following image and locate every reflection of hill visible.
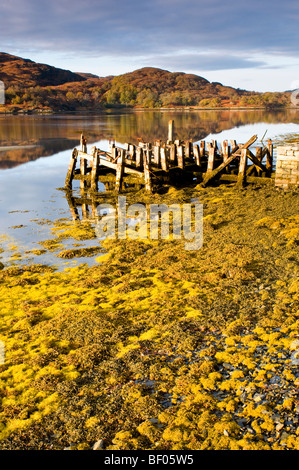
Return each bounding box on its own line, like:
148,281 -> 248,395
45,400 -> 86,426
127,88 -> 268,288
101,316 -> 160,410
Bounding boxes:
101,109 -> 299,144
0,109 -> 299,168
0,138 -> 79,169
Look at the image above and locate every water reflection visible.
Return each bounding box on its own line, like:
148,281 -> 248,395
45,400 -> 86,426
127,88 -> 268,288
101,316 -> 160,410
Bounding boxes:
1,109 -> 299,169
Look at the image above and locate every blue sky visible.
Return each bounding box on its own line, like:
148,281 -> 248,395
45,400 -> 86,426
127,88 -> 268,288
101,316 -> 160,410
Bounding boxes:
1,0 -> 299,92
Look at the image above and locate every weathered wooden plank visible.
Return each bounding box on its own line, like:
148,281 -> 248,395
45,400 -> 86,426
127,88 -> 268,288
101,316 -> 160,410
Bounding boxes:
90,147 -> 99,192
160,147 -> 168,172
177,145 -> 185,169
199,141 -> 205,159
184,141 -> 192,160
246,148 -> 268,174
80,152 -> 88,190
80,134 -> 87,153
193,144 -> 201,166
136,147 -> 143,169
65,148 -> 78,188
115,149 -> 125,192
144,150 -> 152,192
207,146 -> 216,172
266,139 -> 273,174
169,143 -> 176,163
168,119 -> 174,142
153,145 -> 161,166
236,149 -> 247,188
200,135 -> 257,187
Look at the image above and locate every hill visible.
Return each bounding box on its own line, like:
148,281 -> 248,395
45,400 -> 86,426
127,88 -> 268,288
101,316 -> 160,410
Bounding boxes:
0,53 -> 291,112
0,52 -> 86,87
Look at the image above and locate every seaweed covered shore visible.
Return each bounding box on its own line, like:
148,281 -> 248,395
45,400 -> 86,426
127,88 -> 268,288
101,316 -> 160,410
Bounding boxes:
0,181 -> 298,450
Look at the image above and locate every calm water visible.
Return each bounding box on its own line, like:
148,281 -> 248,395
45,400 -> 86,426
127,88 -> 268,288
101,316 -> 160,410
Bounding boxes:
0,109 -> 299,269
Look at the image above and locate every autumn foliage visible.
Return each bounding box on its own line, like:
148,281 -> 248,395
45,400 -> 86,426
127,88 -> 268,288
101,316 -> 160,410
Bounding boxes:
0,53 -> 290,112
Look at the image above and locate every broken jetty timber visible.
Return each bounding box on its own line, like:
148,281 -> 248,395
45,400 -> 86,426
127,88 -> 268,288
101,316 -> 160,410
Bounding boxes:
65,120 -> 274,193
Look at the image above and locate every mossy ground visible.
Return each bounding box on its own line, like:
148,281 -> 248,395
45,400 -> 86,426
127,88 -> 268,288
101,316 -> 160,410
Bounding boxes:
0,180 -> 298,450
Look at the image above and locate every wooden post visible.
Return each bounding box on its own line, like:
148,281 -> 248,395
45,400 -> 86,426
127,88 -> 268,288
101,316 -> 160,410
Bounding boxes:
193,144 -> 201,167
168,119 -> 174,142
184,141 -> 192,160
144,150 -> 152,192
200,141 -> 205,159
237,149 -> 248,188
153,145 -> 161,167
266,139 -> 273,175
200,135 -> 257,187
129,144 -> 135,160
177,145 -> 185,169
90,147 -> 99,192
207,146 -> 216,172
256,146 -> 263,176
115,149 -> 125,192
230,139 -> 237,150
169,143 -> 176,163
160,147 -> 168,172
111,146 -> 118,162
222,140 -> 230,173
81,134 -> 87,153
136,147 -> 143,169
65,149 -> 78,189
80,148 -> 88,191
65,189 -> 80,221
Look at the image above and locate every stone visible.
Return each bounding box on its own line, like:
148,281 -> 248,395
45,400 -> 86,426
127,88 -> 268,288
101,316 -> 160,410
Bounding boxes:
93,439 -> 104,450
290,339 -> 299,351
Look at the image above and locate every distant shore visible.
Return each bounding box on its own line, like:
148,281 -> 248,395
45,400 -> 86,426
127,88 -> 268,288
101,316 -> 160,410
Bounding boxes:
0,105 -> 297,115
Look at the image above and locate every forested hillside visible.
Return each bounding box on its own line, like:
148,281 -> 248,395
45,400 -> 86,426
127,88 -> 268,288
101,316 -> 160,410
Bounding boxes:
0,53 -> 290,112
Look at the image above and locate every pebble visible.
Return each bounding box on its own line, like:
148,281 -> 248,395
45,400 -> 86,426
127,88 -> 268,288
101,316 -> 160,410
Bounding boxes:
290,339 -> 299,351
93,439 -> 104,450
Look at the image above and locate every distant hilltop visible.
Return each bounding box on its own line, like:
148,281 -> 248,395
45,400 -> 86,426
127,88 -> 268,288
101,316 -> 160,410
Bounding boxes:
0,52 -> 291,112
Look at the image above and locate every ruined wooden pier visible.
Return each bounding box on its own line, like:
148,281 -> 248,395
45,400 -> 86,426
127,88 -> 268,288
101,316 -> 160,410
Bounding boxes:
65,120 -> 274,193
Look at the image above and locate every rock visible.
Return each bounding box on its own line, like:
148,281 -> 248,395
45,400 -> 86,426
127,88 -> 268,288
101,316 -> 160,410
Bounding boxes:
276,423 -> 284,432
291,351 -> 299,366
270,375 -> 283,385
290,339 -> 299,351
280,431 -> 290,442
93,439 -> 104,450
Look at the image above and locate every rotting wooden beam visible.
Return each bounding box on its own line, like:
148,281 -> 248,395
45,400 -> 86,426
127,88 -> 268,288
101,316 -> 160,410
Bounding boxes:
177,145 -> 185,169
115,149 -> 125,192
199,141 -> 205,159
136,147 -> 143,169
200,135 -> 257,187
168,119 -> 174,142
193,144 -> 201,167
236,149 -> 248,188
169,143 -> 176,163
80,134 -> 87,153
153,145 -> 161,166
207,146 -> 216,172
160,147 -> 168,172
90,146 -> 99,192
266,139 -> 273,175
144,149 -> 152,192
65,148 -> 78,188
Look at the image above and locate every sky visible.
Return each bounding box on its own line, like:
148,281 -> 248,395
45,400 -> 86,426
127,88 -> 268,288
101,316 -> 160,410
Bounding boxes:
1,0 -> 299,92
